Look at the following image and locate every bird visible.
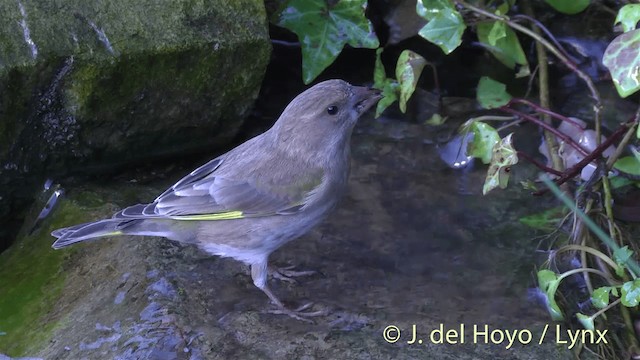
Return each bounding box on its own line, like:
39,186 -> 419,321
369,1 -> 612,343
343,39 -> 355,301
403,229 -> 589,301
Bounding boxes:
51,79 -> 382,321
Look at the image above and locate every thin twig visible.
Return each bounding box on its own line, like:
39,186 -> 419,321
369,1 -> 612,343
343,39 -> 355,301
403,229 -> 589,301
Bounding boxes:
510,14 -> 575,62
536,122 -> 632,194
501,107 -> 589,156
509,99 -> 585,130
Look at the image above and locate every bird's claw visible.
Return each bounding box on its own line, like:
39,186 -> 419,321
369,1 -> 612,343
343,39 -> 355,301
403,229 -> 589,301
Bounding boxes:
269,265 -> 317,284
265,302 -> 329,323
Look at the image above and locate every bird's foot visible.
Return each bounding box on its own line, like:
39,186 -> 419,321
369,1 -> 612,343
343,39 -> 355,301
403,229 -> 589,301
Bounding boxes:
269,265 -> 317,284
265,302 -> 329,323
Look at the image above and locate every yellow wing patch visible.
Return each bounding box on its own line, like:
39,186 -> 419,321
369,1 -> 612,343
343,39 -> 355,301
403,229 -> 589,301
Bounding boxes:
169,211 -> 244,221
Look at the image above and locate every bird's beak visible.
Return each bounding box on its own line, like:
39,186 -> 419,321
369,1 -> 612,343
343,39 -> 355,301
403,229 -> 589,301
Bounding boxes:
352,86 -> 383,115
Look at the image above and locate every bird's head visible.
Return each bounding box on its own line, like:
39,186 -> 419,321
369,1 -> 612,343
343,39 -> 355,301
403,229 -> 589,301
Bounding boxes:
272,79 -> 382,159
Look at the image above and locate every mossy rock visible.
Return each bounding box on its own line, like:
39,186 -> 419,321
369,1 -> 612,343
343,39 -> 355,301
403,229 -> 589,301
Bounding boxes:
0,0 -> 271,251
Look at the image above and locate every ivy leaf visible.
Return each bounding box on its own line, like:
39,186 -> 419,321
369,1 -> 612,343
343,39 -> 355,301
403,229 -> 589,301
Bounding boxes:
416,0 -> 466,54
277,0 -> 379,84
591,287 -> 612,309
614,156 -> 640,175
372,48 -> 399,118
487,20 -> 507,45
537,270 -> 564,320
544,0 -> 590,15
477,21 -> 529,75
497,0 -> 514,15
576,313 -> 595,331
603,29 -> 640,98
614,246 -> 634,277
476,77 -> 512,109
373,48 -> 386,89
483,133 -> 518,194
463,121 -> 500,164
615,4 -> 640,33
396,50 -> 427,113
375,82 -> 399,118
621,279 -> 640,307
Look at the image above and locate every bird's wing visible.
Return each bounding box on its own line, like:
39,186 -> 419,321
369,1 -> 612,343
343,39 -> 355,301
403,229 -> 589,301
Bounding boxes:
115,156 -> 324,220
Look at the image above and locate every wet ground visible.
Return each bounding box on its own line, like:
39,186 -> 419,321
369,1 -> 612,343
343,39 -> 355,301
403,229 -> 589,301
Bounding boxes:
3,107 -> 577,359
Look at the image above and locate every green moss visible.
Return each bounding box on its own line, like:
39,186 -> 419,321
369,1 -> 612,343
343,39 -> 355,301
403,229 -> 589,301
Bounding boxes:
0,200 -> 91,356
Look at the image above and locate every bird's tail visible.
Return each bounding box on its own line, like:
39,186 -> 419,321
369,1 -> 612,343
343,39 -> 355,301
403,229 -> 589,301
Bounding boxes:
51,218 -> 190,249
51,219 -> 136,249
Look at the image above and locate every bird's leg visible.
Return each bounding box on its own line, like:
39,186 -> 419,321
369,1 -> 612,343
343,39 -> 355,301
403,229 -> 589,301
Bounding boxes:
251,260 -> 327,322
268,264 -> 317,284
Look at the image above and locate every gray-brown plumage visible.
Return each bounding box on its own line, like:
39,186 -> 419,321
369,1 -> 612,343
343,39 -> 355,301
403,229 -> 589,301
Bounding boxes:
52,79 -> 381,320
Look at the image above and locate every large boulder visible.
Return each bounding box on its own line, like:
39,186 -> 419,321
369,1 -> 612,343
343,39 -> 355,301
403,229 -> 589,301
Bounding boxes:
0,0 -> 272,250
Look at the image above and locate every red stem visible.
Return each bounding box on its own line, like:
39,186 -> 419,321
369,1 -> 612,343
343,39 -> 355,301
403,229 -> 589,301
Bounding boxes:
509,99 -> 585,130
501,107 -> 589,156
533,122 -> 631,195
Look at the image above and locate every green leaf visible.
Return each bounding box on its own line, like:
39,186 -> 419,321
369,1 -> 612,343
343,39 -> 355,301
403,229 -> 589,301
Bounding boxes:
614,245 -> 633,264
372,48 -> 399,118
544,0 -> 589,15
614,156 -> 640,175
591,287 -> 612,309
610,176 -> 634,189
615,4 -> 640,33
425,113 -> 447,126
612,152 -> 640,187
612,287 -> 619,297
519,207 -> 565,231
476,77 -> 512,109
621,279 -> 640,307
538,269 -> 558,290
277,0 -> 379,84
477,21 -> 529,74
487,20 -> 506,45
416,0 -> 466,54
614,245 -> 634,277
576,313 -> 595,331
463,121 -> 500,164
395,50 -> 427,113
603,29 -> 640,98
537,270 -> 564,320
497,0 -> 513,15
375,81 -> 399,118
483,133 -> 518,194
374,48 -> 386,89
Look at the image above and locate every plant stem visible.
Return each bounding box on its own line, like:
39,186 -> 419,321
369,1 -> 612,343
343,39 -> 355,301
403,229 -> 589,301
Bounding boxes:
591,298 -> 622,320
501,107 -> 589,155
510,14 -> 574,62
509,99 -> 585,130
555,244 -> 619,272
519,0 -> 566,179
546,122 -> 632,189
558,267 -> 609,282
605,113 -> 640,169
542,176 -> 640,278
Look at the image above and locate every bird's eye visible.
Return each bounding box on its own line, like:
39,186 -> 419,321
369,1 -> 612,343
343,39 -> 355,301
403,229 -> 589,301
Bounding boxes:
326,105 -> 338,115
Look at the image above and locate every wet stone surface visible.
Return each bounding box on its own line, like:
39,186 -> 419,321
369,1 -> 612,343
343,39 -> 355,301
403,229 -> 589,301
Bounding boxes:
18,112 -> 571,359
